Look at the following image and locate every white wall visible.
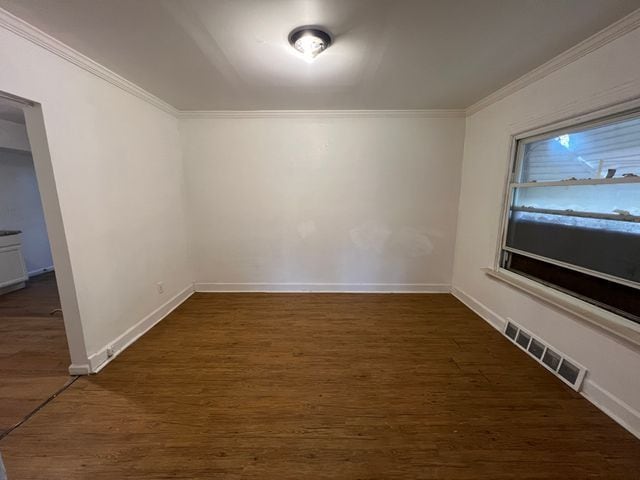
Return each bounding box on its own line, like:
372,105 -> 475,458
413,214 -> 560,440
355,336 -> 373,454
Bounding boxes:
0,24 -> 192,370
180,115 -> 465,291
0,146 -> 53,274
453,27 -> 640,434
2,8 -> 639,441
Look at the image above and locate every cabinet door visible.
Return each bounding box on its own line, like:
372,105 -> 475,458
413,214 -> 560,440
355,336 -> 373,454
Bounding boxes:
0,246 -> 28,288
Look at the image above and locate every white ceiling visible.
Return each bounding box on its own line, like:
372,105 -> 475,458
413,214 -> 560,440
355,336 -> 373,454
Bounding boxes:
1,0 -> 639,111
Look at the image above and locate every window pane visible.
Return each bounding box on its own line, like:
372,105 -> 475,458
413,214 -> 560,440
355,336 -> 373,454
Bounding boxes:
513,183 -> 640,217
506,253 -> 640,323
518,115 -> 640,183
505,210 -> 640,283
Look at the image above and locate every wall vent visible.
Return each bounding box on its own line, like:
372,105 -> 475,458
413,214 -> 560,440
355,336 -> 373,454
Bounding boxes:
503,319 -> 587,391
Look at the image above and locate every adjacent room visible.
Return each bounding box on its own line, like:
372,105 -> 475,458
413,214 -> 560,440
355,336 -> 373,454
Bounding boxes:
0,0 -> 639,478
0,99 -> 70,438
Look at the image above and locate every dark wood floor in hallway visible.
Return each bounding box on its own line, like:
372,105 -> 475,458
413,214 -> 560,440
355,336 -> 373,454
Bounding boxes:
1,293 -> 639,479
0,273 -> 70,436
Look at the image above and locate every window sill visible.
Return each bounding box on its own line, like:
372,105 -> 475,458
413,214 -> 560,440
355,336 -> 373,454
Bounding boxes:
483,267 -> 640,349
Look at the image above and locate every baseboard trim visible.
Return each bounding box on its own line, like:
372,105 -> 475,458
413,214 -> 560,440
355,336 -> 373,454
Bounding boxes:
450,286 -> 507,330
0,282 -> 25,295
28,265 -> 54,278
194,282 -> 451,293
86,284 -> 195,373
582,379 -> 640,440
68,363 -> 91,375
451,285 -> 640,440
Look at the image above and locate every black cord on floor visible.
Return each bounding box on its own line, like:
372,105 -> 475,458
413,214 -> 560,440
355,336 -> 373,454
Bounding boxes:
0,375 -> 79,441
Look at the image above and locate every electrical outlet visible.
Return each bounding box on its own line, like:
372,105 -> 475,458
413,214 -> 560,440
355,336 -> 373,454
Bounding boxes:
157,282 -> 164,294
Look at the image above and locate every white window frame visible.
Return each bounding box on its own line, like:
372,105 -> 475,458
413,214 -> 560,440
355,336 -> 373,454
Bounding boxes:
488,101 -> 640,346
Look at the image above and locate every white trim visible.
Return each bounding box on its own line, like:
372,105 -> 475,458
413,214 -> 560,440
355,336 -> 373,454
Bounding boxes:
451,285 -> 640,440
502,246 -> 640,291
491,97 -> 640,308
0,8 -> 462,120
195,282 -> 451,293
582,380 -> 640,440
68,363 -> 91,375
466,7 -> 640,116
86,284 -> 195,374
27,265 -> 54,278
513,177 -> 640,188
450,286 -> 507,330
24,103 -> 90,376
2,5 -> 639,118
484,268 -> 640,348
512,103 -> 640,140
508,207 -> 640,225
178,110 -> 466,120
509,84 -> 640,137
0,7 -> 178,116
0,282 -> 25,296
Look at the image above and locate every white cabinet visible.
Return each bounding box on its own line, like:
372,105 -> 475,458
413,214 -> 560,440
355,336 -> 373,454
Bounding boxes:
0,231 -> 28,294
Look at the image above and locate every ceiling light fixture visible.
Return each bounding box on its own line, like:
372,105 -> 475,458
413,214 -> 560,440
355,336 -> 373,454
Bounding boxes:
288,26 -> 332,61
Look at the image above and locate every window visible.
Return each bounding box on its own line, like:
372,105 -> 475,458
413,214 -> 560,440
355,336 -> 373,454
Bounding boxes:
500,110 -> 640,324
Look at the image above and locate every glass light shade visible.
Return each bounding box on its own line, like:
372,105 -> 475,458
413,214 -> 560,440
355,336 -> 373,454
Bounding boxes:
294,34 -> 326,59
288,27 -> 332,61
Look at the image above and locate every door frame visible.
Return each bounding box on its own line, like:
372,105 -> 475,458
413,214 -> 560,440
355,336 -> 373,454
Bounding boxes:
1,90 -> 89,374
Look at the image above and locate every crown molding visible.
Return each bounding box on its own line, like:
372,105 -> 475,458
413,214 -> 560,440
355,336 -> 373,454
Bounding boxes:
466,7 -> 640,116
0,7 -> 178,116
178,109 -> 466,119
0,7 -> 462,120
3,5 -> 640,119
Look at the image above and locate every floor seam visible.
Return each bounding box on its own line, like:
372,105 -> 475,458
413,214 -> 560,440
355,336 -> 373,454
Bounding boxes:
0,375 -> 79,441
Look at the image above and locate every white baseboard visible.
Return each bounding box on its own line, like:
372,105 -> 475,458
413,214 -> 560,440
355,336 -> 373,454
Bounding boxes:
451,286 -> 507,330
68,363 -> 91,375
451,284 -> 640,440
28,265 -> 54,278
0,282 -> 25,295
194,282 -> 451,293
85,284 -> 195,374
582,380 -> 640,440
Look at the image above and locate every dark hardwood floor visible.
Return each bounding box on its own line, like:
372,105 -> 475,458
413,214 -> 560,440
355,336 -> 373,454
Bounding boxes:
0,272 -> 70,435
0,292 -> 638,479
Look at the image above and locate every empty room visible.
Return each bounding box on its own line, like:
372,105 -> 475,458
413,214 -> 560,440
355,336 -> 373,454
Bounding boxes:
0,0 -> 639,478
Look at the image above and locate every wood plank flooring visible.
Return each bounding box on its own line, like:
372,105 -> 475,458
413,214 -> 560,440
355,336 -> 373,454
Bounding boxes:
1,293 -> 639,479
0,273 -> 70,435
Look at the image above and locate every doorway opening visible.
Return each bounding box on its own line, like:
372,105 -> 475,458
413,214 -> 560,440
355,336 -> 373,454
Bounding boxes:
0,91 -> 85,437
